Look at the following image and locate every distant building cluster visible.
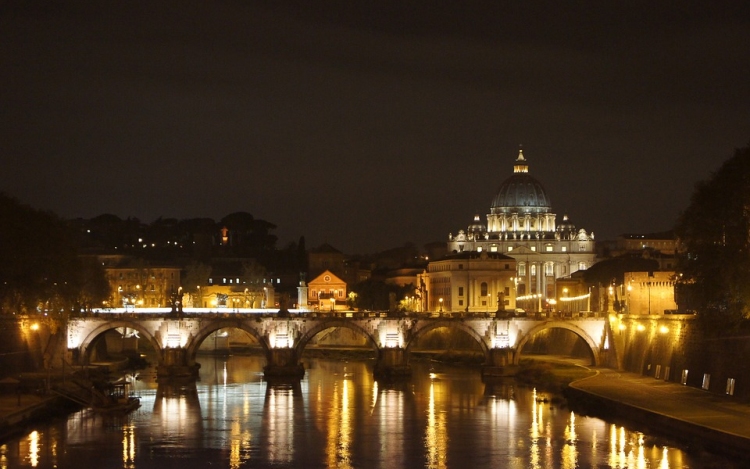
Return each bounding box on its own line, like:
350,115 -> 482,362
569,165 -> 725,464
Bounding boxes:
76,149 -> 678,315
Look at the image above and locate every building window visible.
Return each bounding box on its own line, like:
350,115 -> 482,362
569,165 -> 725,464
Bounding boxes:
458,300 -> 463,306
531,265 -> 537,276
458,264 -> 464,270
507,246 -> 513,252
504,287 -> 510,296
531,246 -> 536,251
578,262 -> 586,270
490,245 -> 498,252
458,287 -> 464,296
546,245 -> 553,252
477,246 -> 483,252
562,246 -> 567,252
519,264 -> 526,276
480,282 -> 488,296
545,263 -> 554,276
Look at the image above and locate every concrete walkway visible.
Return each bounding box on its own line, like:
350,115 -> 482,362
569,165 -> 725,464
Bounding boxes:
569,368 -> 750,458
0,393 -> 60,441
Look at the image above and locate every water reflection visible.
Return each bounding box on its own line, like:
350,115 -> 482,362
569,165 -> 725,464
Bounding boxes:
425,377 -> 448,469
0,355 -> 742,468
375,382 -> 406,469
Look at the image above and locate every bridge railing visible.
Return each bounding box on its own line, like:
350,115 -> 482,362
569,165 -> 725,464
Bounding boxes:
68,308 -> 605,320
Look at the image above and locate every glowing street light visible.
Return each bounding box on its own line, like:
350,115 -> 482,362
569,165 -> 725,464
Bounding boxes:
439,297 -> 443,312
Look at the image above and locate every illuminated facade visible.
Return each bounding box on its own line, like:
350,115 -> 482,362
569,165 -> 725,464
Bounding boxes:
106,265 -> 181,309
307,270 -> 347,311
422,251 -> 517,313
624,271 -> 677,315
446,149 -> 596,307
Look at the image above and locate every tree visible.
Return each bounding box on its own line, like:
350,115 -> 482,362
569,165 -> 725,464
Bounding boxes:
0,193 -> 109,314
350,279 -> 411,312
674,144 -> 750,333
182,262 -> 212,307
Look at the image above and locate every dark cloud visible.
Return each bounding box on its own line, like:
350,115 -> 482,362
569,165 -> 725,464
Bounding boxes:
1,0 -> 749,254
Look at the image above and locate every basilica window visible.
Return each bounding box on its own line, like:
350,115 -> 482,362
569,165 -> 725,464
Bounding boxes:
578,262 -> 586,270
546,245 -> 553,252
458,287 -> 464,296
519,264 -> 526,276
545,263 -> 554,276
531,265 -> 537,276
562,246 -> 567,252
480,282 -> 488,296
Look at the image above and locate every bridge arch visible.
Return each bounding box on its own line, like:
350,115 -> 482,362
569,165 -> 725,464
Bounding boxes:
77,320 -> 162,366
295,319 -> 379,357
184,318 -> 270,366
513,321 -> 600,366
406,320 -> 491,364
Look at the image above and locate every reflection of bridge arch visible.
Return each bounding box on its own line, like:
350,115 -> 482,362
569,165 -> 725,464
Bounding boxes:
185,318 -> 269,366
295,319 -> 379,357
514,321 -> 599,366
78,320 -> 161,365
406,320 -> 491,364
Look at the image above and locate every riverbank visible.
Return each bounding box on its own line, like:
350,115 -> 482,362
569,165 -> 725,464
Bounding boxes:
566,368 -> 750,462
0,393 -> 77,443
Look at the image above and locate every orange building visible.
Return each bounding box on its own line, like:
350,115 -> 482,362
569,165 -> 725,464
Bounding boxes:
307,270 -> 347,312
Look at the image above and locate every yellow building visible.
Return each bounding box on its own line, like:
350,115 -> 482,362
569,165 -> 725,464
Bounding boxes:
624,271 -> 678,315
307,270 -> 347,312
422,252 -> 517,313
106,265 -> 181,309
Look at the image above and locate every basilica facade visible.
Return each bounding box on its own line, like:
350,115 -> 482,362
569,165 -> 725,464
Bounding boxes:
433,149 -> 597,311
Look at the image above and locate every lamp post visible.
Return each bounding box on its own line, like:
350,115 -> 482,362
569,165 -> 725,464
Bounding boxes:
330,296 -> 335,312
439,297 -> 443,313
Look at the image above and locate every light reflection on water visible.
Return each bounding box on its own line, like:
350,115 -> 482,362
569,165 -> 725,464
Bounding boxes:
0,355 -> 741,468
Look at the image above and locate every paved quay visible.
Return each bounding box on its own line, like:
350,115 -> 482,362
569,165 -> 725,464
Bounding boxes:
568,368 -> 750,459
0,393 -> 61,442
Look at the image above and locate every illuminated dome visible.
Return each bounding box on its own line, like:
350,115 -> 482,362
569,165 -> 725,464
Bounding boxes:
490,149 -> 551,214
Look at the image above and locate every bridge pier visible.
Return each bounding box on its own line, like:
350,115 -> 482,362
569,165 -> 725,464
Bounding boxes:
374,347 -> 411,380
481,348 -> 519,378
264,348 -> 305,379
157,348 -> 200,380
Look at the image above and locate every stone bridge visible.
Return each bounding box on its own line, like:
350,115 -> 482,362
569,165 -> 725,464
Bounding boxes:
65,310 -> 613,380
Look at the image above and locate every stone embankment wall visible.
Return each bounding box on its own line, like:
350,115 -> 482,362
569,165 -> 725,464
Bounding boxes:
612,314 -> 750,400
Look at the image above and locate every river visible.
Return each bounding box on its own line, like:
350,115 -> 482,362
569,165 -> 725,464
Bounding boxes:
0,355 -> 741,468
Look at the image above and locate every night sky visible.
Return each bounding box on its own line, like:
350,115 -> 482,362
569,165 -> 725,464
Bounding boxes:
2,1 -> 749,254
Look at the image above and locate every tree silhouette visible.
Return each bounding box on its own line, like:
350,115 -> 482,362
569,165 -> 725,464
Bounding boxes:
675,144 -> 750,333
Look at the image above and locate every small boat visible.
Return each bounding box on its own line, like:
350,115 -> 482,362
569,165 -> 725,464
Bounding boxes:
92,380 -> 141,413
93,395 -> 140,413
